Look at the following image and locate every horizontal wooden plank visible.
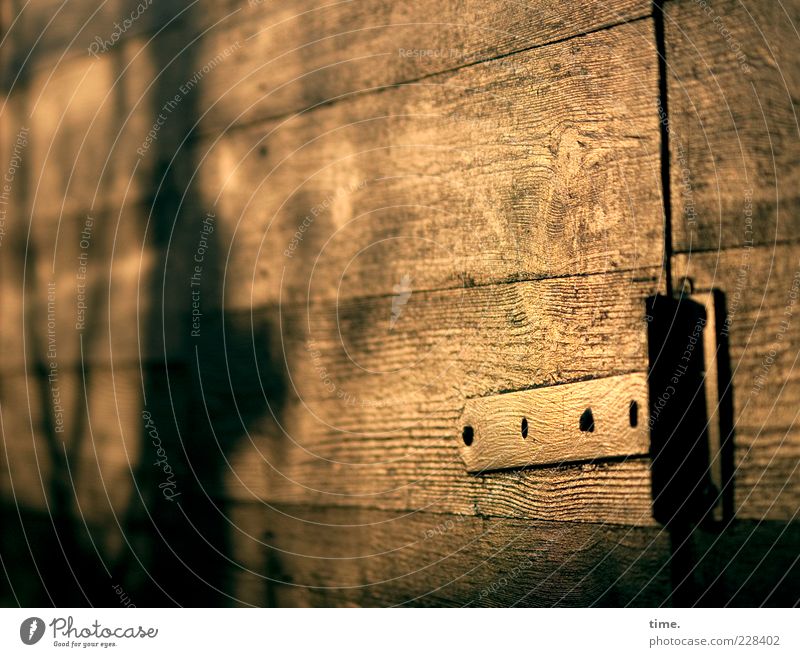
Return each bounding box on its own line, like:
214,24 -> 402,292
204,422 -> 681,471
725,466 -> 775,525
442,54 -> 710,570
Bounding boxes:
182,270 -> 662,522
190,0 -> 654,132
665,0 -> 800,251
261,505 -> 672,606
4,4 -> 657,223
237,374 -> 652,527
459,373 -> 649,472
271,269 -> 660,405
170,310 -> 655,523
5,0 -> 652,131
673,244 -> 800,521
0,353 -> 658,526
5,0 -> 651,87
0,501 -> 671,607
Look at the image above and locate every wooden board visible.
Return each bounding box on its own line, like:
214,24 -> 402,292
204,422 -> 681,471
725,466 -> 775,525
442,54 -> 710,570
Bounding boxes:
3,0 -> 652,131
262,451 -> 657,526
10,36 -> 223,222
190,19 -> 663,309
185,312 -> 657,522
0,501 -> 670,607
673,245 -> 800,521
665,0 -> 800,251
189,0 -> 653,132
4,0 -> 651,86
0,353 -> 658,526
13,18 -> 663,310
270,269 -> 660,405
459,373 -> 649,472
4,4 -> 659,223
260,505 -> 672,607
9,0 -> 799,610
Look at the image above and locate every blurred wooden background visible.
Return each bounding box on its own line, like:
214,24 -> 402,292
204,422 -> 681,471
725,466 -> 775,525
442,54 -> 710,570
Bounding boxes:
0,0 -> 798,606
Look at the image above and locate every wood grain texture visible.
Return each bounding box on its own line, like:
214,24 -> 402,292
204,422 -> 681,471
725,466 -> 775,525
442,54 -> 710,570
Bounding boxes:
262,448 -> 657,526
182,312 -> 656,522
13,18 -> 663,306
459,373 -> 649,472
189,0 -> 653,132
0,349 -> 659,526
187,18 -> 663,309
665,0 -> 800,251
3,3 -> 659,223
674,245 -> 800,521
260,505 -> 671,607
4,0 -> 650,84
5,0 -> 650,135
179,265 -> 662,524
271,269 -> 660,405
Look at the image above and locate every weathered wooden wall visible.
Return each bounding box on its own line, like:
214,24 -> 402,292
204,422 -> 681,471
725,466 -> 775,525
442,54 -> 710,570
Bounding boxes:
0,0 -> 798,606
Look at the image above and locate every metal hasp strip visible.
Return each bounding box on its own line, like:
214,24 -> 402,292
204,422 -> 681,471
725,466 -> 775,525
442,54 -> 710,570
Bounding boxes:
646,290 -> 734,526
456,289 -> 733,525
458,373 -> 650,474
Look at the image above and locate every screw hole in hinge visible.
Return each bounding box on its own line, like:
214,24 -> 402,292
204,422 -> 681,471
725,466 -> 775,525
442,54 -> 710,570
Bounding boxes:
521,417 -> 528,439
579,408 -> 595,433
629,400 -> 639,427
462,425 -> 474,446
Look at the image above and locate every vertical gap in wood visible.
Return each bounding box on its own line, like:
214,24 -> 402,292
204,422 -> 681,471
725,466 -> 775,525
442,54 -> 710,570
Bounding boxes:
654,1 -> 703,607
654,0 -> 673,297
